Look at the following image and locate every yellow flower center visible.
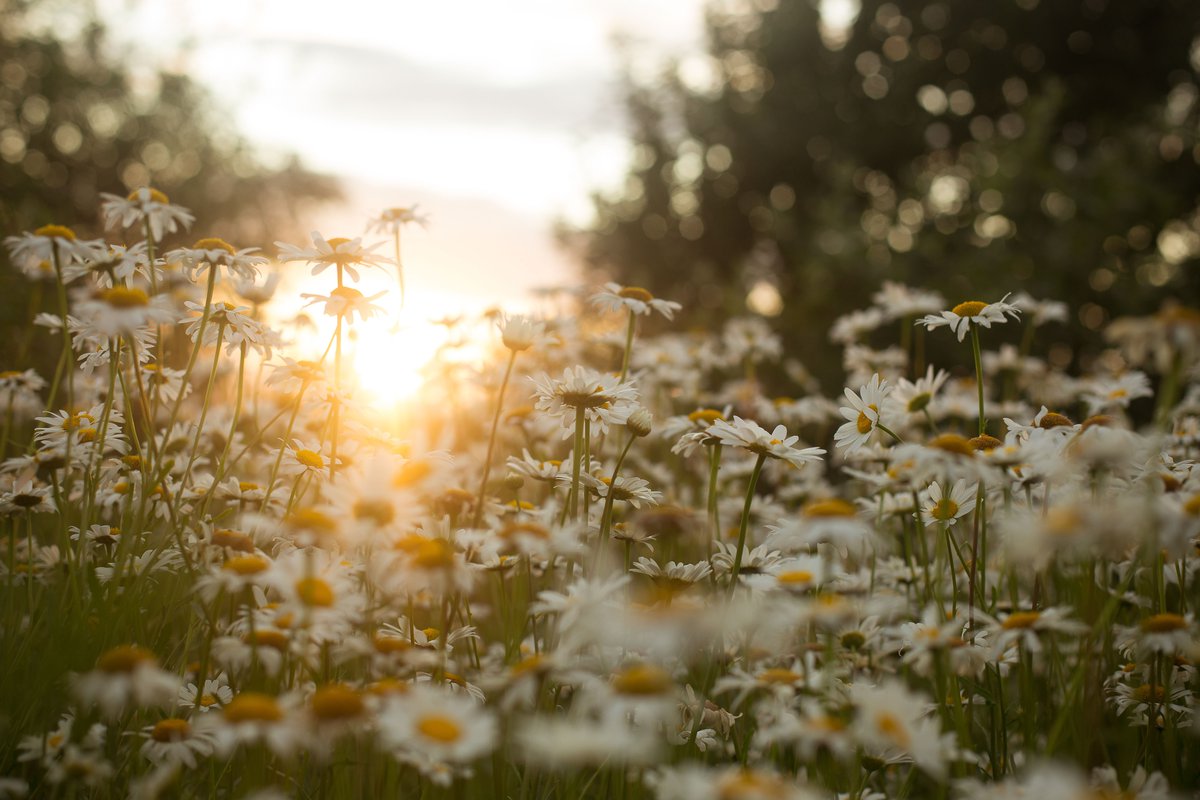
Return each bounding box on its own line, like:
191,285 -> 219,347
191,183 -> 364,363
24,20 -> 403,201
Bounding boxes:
223,693 -> 283,723
417,714 -> 463,743
353,499 -> 395,525
97,645 -> 156,673
1140,613 -> 1188,633
193,237 -> 236,254
618,286 -> 654,302
295,577 -> 335,607
876,711 -> 911,748
613,664 -> 672,695
688,408 -> 725,424
758,668 -> 801,685
310,684 -> 364,721
952,300 -> 987,317
34,224 -> 76,240
129,187 -> 170,203
1182,494 -> 1200,516
931,498 -> 960,521
969,434 -> 1003,452
331,286 -> 364,301
776,570 -> 814,585
1132,684 -> 1167,703
212,529 -> 254,551
150,718 -> 191,742
246,629 -> 289,650
199,694 -> 219,707
856,404 -> 879,434
906,391 -> 932,412
100,287 -> 150,308
1038,411 -> 1074,429
294,449 -> 325,468
928,433 -> 973,456
412,538 -> 456,570
223,555 -> 268,575
286,507 -> 337,534
803,499 -> 857,517
373,634 -> 411,654
1002,611 -> 1041,629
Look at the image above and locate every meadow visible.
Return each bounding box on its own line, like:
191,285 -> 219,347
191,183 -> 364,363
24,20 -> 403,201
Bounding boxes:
0,189 -> 1197,798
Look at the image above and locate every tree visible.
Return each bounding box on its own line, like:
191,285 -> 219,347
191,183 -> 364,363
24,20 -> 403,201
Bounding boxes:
567,0 -> 1200,385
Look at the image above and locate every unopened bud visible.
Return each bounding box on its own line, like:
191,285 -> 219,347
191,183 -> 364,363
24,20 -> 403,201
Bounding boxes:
626,407 -> 653,437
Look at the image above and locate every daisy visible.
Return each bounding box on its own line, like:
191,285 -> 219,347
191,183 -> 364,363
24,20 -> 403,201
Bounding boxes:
574,473 -> 662,508
365,204 -> 429,235
530,365 -> 639,438
848,680 -> 949,778
919,480 -> 976,527
4,224 -> 105,279
75,286 -> 176,337
591,282 -> 682,319
1081,371 -> 1153,413
891,366 -> 950,416
64,242 -> 151,286
137,718 -> 217,768
276,439 -> 331,478
377,685 -> 497,769
917,294 -> 1021,342
499,313 -> 546,352
100,187 -> 194,241
707,416 -> 826,468
276,231 -> 393,283
1010,291 -> 1068,327
178,674 -> 234,712
300,286 -> 388,324
834,374 -> 894,451
72,645 -> 182,719
872,281 -> 946,320
201,692 -> 305,757
166,237 -> 267,282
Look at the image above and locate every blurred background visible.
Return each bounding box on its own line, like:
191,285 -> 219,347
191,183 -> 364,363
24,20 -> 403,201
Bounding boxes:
3,0 -> 1200,388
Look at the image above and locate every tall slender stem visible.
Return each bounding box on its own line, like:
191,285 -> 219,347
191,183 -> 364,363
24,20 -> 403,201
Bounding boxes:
618,309 -> 636,384
473,350 -> 517,528
970,324 -> 986,436
727,453 -> 767,598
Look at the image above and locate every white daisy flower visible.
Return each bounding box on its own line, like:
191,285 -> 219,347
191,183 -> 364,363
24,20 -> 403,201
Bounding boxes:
591,282 -> 682,319
706,416 -> 826,468
834,373 -> 893,451
377,685 -> 497,766
100,187 -> 194,241
917,294 -> 1021,342
276,231 -> 393,283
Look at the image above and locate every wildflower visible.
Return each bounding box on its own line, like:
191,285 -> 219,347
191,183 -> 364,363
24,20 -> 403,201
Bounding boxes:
137,718 -> 217,768
834,374 -> 894,451
365,205 -> 430,235
1010,291 -> 1068,327
167,238 -> 266,282
1081,371 -> 1153,413
917,294 -> 1021,342
872,281 -> 946,320
530,366 -> 639,438
591,282 -> 682,319
277,440 -> 331,477
5,224 -> 105,279
499,313 -> 546,352
848,680 -> 949,777
891,366 -> 949,416
178,674 -> 234,712
919,480 -> 976,527
100,187 -> 195,241
75,286 -> 176,337
72,645 -> 181,718
707,417 -> 825,468
276,231 -> 393,283
377,686 -> 497,772
301,287 -> 388,323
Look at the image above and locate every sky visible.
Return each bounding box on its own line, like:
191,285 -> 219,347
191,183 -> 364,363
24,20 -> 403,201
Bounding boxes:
89,0 -> 857,404
97,0 -> 715,312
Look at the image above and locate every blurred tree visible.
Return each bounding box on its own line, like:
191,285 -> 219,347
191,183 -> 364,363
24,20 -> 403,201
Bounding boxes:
567,0 -> 1200,386
0,0 -> 338,368
0,0 -> 338,241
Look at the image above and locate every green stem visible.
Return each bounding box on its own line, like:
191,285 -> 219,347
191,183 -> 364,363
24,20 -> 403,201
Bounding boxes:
618,309 -> 636,384
473,350 -> 517,528
727,452 -> 767,598
970,324 -> 986,437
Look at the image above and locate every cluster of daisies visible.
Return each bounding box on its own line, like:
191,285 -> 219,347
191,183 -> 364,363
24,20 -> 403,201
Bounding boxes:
0,190 -> 1198,800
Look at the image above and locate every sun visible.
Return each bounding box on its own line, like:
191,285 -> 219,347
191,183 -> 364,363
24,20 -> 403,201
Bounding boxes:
348,318 -> 448,406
